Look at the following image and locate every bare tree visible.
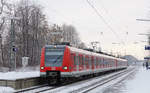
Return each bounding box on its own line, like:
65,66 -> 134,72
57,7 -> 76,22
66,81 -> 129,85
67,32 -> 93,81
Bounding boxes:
1,0 -> 86,68
62,24 -> 82,47
0,0 -> 12,67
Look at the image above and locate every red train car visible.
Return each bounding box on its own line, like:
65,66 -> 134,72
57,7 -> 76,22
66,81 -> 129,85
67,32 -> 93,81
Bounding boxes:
40,44 -> 128,84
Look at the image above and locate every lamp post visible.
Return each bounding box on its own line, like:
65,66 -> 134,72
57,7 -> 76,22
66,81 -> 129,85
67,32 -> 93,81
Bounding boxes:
10,19 -> 16,71
112,42 -> 121,57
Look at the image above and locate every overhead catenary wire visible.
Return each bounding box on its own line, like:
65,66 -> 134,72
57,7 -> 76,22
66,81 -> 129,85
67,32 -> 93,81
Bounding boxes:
86,0 -> 125,45
46,6 -> 81,27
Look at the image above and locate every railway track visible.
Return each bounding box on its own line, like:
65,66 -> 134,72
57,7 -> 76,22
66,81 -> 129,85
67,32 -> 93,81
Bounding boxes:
38,67 -> 135,93
15,68 -> 135,93
69,68 -> 136,93
15,84 -> 53,93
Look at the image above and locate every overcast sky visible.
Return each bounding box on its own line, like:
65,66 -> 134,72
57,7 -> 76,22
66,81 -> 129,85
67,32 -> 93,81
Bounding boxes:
22,0 -> 150,59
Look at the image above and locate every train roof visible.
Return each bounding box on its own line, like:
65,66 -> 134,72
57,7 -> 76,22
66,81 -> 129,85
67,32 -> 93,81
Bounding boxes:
44,44 -> 127,61
67,46 -> 127,61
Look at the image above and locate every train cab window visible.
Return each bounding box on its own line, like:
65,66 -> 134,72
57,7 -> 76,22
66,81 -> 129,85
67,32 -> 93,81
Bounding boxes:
45,45 -> 65,67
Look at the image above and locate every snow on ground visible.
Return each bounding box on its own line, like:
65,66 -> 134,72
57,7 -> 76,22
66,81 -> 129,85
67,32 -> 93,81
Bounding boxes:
0,70 -> 40,93
87,67 -> 136,93
1,66 -> 150,93
42,68 -> 134,93
90,66 -> 150,93
124,66 -> 150,93
0,71 -> 40,80
42,66 -> 150,93
0,87 -> 15,93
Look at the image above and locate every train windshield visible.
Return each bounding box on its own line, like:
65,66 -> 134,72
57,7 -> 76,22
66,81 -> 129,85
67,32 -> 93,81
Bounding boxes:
45,45 -> 65,67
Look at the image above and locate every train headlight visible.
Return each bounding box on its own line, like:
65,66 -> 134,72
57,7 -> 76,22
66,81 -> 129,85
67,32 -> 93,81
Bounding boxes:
63,66 -> 68,70
41,67 -> 44,70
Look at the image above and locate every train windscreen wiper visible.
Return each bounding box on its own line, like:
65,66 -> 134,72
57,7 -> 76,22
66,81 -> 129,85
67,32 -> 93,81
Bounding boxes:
53,55 -> 62,64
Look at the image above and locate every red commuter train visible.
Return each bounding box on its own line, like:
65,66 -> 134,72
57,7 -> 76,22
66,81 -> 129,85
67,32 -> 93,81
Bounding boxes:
40,44 -> 128,84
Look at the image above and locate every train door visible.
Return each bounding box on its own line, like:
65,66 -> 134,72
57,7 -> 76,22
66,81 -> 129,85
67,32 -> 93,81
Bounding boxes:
98,58 -> 102,68
81,55 -> 84,71
71,53 -> 76,71
85,55 -> 89,70
89,56 -> 92,71
96,57 -> 100,68
99,58 -> 102,69
70,53 -> 74,72
79,54 -> 83,71
103,58 -> 105,68
115,59 -> 118,68
91,56 -> 94,70
108,59 -> 110,68
83,55 -> 86,70
96,57 -> 99,69
76,53 -> 79,72
112,59 -> 115,68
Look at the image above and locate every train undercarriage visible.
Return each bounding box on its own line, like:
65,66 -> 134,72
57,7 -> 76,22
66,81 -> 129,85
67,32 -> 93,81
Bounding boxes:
44,68 -> 127,86
46,71 -> 61,85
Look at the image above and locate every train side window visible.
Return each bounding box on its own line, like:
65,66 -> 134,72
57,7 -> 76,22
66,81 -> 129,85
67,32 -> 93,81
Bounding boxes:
96,57 -> 98,66
79,56 -> 80,65
86,57 -> 88,65
103,58 -> 105,65
83,56 -> 85,65
104,59 -> 106,65
101,58 -> 103,65
79,56 -> 82,65
98,58 -> 100,65
85,56 -> 88,65
76,55 -> 79,65
79,55 -> 83,65
100,58 -> 102,65
80,55 -> 83,65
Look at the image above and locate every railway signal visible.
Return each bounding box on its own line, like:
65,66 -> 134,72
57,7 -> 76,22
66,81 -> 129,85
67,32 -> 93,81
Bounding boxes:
145,45 -> 150,50
9,17 -> 21,71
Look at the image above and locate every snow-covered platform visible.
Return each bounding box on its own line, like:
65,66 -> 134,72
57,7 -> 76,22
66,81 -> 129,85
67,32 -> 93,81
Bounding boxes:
0,71 -> 40,80
124,67 -> 150,93
0,71 -> 45,90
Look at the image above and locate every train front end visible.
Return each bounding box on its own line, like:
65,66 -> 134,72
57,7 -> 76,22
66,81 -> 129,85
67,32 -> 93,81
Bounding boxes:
40,44 -> 70,84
